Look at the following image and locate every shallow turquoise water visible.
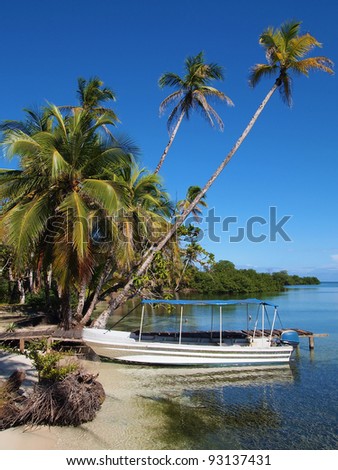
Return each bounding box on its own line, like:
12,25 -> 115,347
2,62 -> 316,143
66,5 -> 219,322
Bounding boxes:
105,283 -> 338,450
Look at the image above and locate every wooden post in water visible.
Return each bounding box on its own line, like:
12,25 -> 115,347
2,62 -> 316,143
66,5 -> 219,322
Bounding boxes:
307,333 -> 328,350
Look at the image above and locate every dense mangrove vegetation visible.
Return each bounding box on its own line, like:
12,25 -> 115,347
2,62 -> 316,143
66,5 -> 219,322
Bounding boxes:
187,261 -> 320,295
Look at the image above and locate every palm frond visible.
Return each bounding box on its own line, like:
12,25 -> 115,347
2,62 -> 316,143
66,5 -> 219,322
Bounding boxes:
93,107 -> 119,124
107,132 -> 140,159
185,51 -> 204,70
159,73 -> 184,89
81,146 -> 133,176
3,193 -> 51,271
51,148 -> 71,181
0,120 -> 29,133
259,26 -> 276,45
249,64 -> 279,87
198,86 -> 234,106
1,129 -> 41,160
194,91 -> 224,130
287,34 -> 322,60
46,103 -> 68,139
0,173 -> 46,201
200,62 -> 224,81
159,91 -> 184,115
166,102 -> 184,132
290,57 -> 334,76
81,179 -> 124,213
280,20 -> 301,45
90,112 -> 119,132
279,74 -> 293,107
58,192 -> 90,262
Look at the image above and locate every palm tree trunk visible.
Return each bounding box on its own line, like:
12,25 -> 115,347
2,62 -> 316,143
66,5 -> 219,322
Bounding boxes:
74,282 -> 87,321
28,269 -> 34,292
61,287 -> 72,330
43,268 -> 52,306
154,111 -> 185,174
80,257 -> 114,325
93,83 -> 278,329
17,278 -> 25,305
8,265 -> 14,298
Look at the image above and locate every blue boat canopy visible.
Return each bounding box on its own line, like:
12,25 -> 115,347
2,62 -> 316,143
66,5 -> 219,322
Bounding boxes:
141,298 -> 278,308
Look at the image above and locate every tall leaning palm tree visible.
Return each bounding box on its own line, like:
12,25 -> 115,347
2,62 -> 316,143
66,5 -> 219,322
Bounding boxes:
93,20 -> 333,329
155,51 -> 233,174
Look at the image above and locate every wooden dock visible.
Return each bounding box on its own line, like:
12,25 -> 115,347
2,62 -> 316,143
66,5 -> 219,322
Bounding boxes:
0,327 -> 85,355
243,328 -> 328,349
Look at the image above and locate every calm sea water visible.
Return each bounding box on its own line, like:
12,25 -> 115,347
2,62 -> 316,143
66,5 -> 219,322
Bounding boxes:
54,283 -> 338,450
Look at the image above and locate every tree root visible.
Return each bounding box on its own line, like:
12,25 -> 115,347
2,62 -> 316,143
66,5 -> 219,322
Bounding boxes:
0,370 -> 105,430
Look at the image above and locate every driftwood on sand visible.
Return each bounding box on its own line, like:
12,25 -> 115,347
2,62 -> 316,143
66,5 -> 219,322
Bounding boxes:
0,369 -> 105,430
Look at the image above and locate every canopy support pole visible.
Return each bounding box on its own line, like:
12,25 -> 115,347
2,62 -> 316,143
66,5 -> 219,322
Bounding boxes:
246,304 -> 249,331
211,306 -> 214,340
269,306 -> 278,343
179,305 -> 183,345
261,303 -> 265,346
219,306 -> 222,346
139,304 -> 145,342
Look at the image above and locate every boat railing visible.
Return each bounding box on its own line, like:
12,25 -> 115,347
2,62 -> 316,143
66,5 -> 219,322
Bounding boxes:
132,329 -> 250,345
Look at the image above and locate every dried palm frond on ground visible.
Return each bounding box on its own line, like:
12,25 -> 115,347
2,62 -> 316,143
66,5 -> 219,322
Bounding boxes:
0,369 -> 26,396
0,369 -> 105,430
0,370 -> 26,429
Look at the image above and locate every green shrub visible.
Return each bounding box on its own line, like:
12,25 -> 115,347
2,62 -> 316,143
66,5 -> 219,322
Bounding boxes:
26,340 -> 79,382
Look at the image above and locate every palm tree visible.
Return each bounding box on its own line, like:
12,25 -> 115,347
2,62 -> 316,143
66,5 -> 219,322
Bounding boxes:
155,51 -> 233,174
0,104 -> 132,328
93,20 -> 333,329
176,185 -> 207,222
61,76 -> 119,123
80,166 -> 172,325
249,21 -> 334,102
174,224 -> 214,292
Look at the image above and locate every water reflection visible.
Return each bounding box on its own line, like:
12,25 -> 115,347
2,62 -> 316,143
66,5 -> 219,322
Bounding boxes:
130,364 -> 293,450
157,395 -> 282,450
121,363 -> 296,397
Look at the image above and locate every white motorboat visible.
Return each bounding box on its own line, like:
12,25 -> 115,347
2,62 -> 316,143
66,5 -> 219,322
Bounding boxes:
82,298 -> 299,366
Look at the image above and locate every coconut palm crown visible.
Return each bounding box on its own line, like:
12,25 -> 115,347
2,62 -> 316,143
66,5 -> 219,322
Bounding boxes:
249,20 -> 334,105
159,51 -> 233,131
155,51 -> 233,173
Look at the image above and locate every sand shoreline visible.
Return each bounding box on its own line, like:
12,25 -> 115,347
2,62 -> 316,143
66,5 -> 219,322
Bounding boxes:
0,426 -> 57,450
0,351 -> 167,450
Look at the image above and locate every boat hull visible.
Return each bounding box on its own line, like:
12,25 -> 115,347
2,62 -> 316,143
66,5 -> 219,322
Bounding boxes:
82,328 -> 294,366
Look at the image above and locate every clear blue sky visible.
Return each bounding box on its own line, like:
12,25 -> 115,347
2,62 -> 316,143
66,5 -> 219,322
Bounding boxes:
1,0 -> 337,280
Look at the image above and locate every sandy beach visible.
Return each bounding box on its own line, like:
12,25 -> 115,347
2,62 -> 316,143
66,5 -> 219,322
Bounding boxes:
0,351 -> 170,450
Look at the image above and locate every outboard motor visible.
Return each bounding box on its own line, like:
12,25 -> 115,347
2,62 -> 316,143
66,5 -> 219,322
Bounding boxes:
281,330 -> 300,347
